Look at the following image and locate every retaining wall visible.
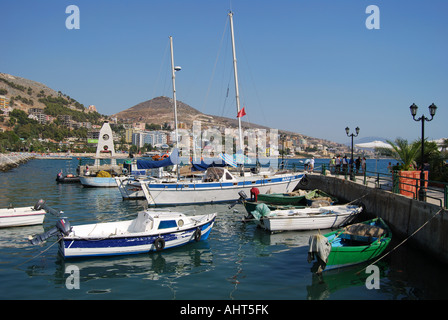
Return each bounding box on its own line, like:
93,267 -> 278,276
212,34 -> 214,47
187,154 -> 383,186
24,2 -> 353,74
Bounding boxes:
298,174 -> 448,265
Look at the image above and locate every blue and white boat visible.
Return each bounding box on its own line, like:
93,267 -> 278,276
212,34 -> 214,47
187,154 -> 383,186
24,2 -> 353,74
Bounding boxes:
29,210 -> 216,258
141,166 -> 305,206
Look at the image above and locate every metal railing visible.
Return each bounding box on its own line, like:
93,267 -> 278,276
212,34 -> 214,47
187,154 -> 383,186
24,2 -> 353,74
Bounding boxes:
285,161 -> 447,209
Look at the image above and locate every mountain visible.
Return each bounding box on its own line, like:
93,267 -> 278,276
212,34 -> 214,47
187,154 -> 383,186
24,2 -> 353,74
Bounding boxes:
112,95 -> 272,132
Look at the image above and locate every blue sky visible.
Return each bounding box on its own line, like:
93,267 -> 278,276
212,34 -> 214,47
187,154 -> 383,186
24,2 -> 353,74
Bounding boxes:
1,0 -> 447,144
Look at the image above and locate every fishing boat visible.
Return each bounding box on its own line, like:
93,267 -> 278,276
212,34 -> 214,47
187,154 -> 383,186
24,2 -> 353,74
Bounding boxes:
257,190 -> 309,205
243,189 -> 337,215
249,203 -> 362,232
29,210 -> 217,258
0,200 -> 48,228
307,217 -> 392,273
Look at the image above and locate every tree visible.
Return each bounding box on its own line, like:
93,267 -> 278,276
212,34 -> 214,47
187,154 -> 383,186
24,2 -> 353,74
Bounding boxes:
386,138 -> 420,171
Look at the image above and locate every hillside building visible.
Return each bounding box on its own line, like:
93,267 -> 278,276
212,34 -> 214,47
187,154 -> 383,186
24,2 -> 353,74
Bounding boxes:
0,95 -> 9,109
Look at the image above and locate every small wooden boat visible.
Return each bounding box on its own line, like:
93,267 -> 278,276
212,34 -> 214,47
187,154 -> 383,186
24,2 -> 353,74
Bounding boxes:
243,201 -> 306,216
307,217 -> 392,273
0,200 -> 47,228
251,203 -> 361,232
243,189 -> 338,216
29,210 -> 217,258
256,189 -> 337,206
257,190 -> 310,205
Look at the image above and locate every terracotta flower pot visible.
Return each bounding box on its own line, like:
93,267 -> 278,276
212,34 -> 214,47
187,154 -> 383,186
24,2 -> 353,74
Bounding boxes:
398,170 -> 428,198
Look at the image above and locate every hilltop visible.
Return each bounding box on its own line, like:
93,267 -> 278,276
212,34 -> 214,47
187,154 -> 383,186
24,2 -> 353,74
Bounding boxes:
112,95 -> 272,132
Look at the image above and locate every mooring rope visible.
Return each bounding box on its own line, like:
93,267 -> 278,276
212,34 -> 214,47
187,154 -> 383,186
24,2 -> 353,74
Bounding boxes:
347,193 -> 369,205
356,207 -> 445,275
16,238 -> 62,268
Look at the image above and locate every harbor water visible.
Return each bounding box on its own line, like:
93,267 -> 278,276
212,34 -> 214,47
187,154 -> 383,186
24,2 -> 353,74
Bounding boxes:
0,158 -> 447,301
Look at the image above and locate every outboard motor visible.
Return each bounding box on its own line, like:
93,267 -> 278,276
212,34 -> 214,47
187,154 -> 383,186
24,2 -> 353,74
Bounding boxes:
33,199 -> 46,211
33,199 -> 63,216
228,191 -> 248,209
29,218 -> 72,245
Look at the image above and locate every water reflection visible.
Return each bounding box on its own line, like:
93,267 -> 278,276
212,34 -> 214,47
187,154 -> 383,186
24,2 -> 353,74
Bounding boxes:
22,242 -> 214,299
306,262 -> 388,300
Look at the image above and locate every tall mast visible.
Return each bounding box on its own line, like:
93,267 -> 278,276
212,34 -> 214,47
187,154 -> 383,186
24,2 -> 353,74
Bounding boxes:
228,11 -> 244,154
169,36 -> 179,149
169,36 -> 180,180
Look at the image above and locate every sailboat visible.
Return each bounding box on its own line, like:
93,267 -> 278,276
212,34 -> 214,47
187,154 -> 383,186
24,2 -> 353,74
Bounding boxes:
138,13 -> 305,206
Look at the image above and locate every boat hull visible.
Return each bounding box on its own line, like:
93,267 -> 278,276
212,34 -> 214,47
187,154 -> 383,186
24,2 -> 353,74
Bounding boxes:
0,207 -> 46,228
115,177 -> 154,200
324,239 -> 390,271
56,175 -> 80,183
309,218 -> 392,272
258,211 -> 358,232
243,201 -> 306,215
79,176 -> 117,188
257,193 -> 306,205
142,173 -> 304,206
60,214 -> 216,258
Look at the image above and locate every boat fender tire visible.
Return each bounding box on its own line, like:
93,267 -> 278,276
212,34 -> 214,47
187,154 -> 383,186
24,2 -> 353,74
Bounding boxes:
194,228 -> 201,242
154,237 -> 165,251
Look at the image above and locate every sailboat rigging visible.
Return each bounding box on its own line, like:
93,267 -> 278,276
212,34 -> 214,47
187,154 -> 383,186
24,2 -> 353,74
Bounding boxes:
132,12 -> 305,206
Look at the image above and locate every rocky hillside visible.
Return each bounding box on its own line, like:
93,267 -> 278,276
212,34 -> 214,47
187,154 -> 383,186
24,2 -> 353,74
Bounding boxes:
112,95 -> 271,131
0,73 -> 62,111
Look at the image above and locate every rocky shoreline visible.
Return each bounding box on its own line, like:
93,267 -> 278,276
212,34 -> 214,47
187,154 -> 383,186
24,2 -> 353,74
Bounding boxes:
0,153 -> 35,171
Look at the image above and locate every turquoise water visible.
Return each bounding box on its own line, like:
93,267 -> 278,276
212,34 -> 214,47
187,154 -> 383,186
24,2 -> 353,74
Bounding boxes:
0,158 -> 447,301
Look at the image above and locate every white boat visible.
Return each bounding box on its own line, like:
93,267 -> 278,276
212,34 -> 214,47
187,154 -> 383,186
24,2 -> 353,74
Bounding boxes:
79,176 -> 117,188
0,201 -> 47,228
141,166 -> 304,206
251,204 -> 362,232
29,210 -> 216,258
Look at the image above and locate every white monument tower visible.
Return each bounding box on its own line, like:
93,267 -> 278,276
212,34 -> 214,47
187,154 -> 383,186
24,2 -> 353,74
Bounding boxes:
94,121 -> 116,166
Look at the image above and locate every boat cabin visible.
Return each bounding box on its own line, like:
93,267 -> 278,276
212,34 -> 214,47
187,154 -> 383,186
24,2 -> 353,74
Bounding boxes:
202,167 -> 237,183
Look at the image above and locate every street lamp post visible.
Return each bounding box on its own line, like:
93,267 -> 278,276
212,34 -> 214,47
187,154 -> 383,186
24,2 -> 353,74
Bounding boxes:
345,126 -> 360,180
409,103 -> 437,201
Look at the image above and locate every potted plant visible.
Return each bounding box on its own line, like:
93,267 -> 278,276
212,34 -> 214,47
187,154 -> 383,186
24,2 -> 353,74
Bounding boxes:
386,138 -> 427,198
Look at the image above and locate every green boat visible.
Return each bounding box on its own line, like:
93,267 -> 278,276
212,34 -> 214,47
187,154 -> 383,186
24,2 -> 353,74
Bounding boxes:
243,201 -> 306,217
307,217 -> 392,273
257,190 -> 310,205
243,189 -> 337,216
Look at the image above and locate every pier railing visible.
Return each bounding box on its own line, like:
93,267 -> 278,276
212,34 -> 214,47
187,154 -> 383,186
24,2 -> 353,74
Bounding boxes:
285,162 -> 448,209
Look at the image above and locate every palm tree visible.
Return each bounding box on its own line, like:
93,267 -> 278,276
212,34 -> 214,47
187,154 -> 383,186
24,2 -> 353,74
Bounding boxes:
441,138 -> 448,153
386,138 -> 421,171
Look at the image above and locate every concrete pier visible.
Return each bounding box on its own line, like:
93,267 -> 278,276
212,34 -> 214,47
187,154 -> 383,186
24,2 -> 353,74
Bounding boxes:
299,173 -> 448,265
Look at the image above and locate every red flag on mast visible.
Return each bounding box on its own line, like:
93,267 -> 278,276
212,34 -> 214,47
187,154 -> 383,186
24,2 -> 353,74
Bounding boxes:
237,107 -> 246,118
